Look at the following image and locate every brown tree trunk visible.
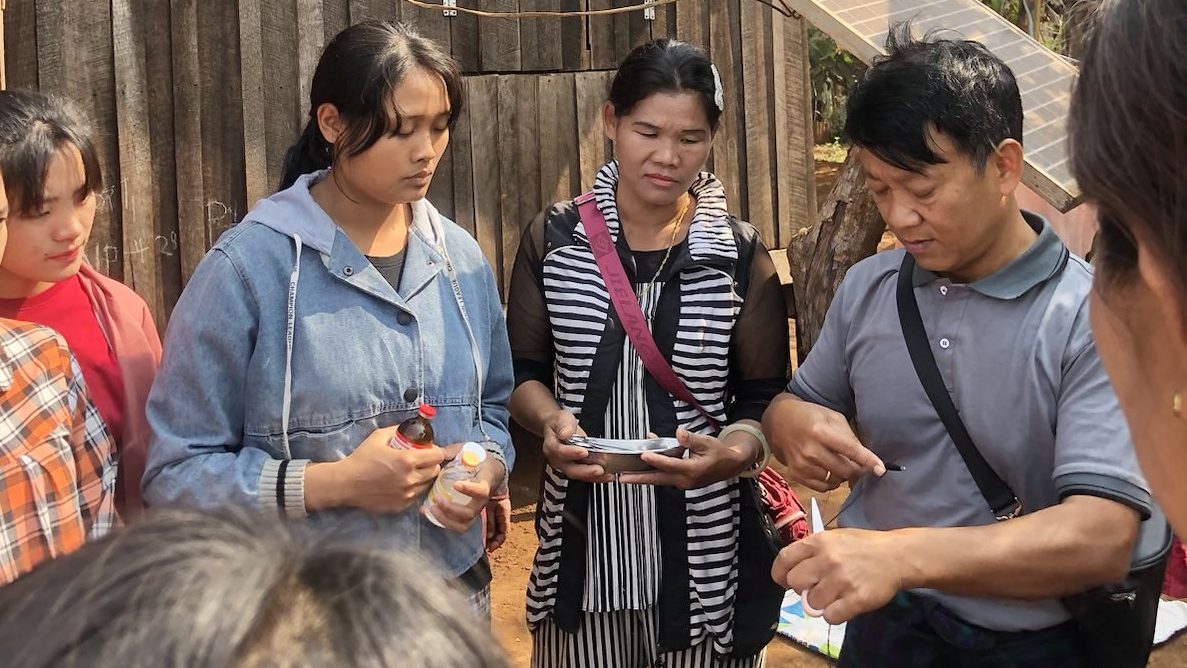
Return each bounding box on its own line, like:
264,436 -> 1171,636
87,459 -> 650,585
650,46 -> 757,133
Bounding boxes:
790,149 -> 884,364
1030,0 -> 1046,38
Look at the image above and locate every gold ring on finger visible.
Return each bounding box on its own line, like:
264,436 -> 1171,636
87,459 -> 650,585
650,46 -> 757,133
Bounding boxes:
824,470 -> 832,484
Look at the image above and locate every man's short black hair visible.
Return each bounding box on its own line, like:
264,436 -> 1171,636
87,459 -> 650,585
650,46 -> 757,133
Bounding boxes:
844,22 -> 1023,174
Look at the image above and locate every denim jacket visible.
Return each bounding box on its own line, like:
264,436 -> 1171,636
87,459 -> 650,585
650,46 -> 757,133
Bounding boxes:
142,172 -> 514,576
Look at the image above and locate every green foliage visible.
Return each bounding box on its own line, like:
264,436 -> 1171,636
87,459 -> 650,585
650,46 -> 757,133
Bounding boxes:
982,0 -> 1064,51
983,0 -> 1024,24
808,27 -> 865,142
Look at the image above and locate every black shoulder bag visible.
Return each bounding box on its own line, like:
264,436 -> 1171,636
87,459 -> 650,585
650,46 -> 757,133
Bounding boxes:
896,253 -> 1170,668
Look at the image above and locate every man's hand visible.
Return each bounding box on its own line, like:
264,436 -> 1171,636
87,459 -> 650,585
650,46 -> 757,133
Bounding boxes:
772,528 -> 909,625
763,393 -> 885,492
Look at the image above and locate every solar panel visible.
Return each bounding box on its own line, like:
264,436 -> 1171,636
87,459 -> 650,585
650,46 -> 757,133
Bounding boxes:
788,0 -> 1080,211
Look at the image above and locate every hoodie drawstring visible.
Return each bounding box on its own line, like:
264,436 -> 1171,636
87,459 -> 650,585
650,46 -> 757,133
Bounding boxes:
439,239 -> 490,444
281,233 -> 302,460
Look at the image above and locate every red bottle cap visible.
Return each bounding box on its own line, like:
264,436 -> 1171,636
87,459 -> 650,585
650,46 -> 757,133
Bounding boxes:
418,403 -> 436,419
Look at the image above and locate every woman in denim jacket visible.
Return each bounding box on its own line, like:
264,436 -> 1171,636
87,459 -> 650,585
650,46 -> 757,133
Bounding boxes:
142,22 -> 513,610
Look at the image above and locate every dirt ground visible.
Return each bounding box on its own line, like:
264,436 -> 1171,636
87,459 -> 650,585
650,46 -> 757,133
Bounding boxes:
815,157 -> 844,205
488,161 -> 1187,666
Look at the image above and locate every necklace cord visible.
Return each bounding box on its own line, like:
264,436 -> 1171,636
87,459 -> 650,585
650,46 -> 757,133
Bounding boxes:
639,194 -> 692,309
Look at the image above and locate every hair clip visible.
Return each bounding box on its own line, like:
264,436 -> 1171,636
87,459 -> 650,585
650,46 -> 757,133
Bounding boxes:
710,64 -> 725,112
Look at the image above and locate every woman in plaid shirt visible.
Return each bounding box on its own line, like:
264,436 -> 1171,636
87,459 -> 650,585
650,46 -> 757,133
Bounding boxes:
0,168 -> 119,584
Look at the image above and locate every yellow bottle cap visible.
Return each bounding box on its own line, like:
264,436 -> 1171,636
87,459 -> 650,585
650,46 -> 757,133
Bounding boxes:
460,442 -> 487,468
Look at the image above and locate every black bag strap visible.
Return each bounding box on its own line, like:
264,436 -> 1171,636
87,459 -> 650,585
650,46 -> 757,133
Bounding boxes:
896,254 -> 1022,521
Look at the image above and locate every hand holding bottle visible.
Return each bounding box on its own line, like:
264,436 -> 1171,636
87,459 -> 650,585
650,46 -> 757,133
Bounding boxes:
423,442 -> 505,533
305,425 -> 445,514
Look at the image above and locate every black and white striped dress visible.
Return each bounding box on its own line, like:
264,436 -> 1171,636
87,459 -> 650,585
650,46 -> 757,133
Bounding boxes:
584,272 -> 665,612
509,161 -> 789,664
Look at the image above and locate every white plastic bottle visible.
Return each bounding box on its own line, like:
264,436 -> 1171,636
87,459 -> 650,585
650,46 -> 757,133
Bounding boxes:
424,442 -> 487,528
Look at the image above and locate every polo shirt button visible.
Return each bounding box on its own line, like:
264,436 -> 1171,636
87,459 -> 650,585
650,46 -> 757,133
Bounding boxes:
397,312 -> 413,326
940,285 -> 948,296
343,266 -> 354,276
404,388 -> 419,402
939,338 -> 951,349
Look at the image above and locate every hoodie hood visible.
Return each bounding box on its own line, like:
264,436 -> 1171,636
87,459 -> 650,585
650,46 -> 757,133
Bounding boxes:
246,170 -> 446,254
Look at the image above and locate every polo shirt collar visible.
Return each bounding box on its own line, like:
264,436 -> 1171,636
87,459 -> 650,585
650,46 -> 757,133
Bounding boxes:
912,211 -> 1069,300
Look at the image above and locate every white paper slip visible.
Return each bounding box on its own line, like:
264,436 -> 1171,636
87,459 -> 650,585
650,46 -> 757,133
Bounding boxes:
811,497 -> 825,534
801,497 -> 826,618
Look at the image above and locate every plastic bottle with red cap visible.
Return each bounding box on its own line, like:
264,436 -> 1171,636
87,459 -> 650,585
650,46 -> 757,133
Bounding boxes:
391,403 -> 437,449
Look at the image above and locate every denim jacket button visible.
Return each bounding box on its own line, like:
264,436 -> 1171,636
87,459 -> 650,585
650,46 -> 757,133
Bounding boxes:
343,266 -> 354,276
397,311 -> 413,326
403,388 -> 418,402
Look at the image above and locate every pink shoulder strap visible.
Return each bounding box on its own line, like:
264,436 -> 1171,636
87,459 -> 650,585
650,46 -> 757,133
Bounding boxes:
576,194 -> 718,428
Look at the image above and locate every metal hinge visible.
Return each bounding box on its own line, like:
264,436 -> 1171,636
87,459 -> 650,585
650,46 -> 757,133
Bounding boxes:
644,0 -> 655,20
442,0 -> 457,18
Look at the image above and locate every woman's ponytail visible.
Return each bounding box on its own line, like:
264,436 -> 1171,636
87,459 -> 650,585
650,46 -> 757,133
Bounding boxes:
278,119 -> 331,191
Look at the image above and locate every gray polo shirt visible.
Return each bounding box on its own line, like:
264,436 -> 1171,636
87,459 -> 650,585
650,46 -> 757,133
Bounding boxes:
789,213 -> 1151,632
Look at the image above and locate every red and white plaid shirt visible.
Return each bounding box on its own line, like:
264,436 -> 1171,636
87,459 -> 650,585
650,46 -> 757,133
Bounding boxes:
0,318 -> 119,584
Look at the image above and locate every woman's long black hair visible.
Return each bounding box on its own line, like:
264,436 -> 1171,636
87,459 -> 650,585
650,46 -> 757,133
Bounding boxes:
279,21 -> 463,191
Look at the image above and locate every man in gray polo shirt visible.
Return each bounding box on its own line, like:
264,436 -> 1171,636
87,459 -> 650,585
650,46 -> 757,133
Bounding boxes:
763,27 -> 1150,667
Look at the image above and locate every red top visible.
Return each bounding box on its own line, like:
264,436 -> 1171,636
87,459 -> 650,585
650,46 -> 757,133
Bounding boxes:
0,276 -> 127,443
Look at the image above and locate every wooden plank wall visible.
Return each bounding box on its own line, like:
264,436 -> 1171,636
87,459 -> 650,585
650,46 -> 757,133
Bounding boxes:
2,0 -> 815,320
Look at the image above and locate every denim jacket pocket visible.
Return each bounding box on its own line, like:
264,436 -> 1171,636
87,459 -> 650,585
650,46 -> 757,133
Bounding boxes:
249,419 -> 362,463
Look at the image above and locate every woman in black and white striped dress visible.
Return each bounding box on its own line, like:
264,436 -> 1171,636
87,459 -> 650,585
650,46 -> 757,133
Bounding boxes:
507,40 -> 790,668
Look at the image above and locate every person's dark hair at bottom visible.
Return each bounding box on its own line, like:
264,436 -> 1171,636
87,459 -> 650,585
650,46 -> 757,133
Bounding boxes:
0,507 -> 508,668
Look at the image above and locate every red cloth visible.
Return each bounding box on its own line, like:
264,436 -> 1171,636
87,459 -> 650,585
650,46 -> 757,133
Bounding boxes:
0,276 -> 127,443
1165,536 -> 1187,599
0,267 -> 161,515
758,468 -> 809,545
76,265 -> 162,516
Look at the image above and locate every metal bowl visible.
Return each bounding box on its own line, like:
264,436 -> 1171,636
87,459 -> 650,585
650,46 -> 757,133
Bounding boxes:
572,437 -> 685,473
